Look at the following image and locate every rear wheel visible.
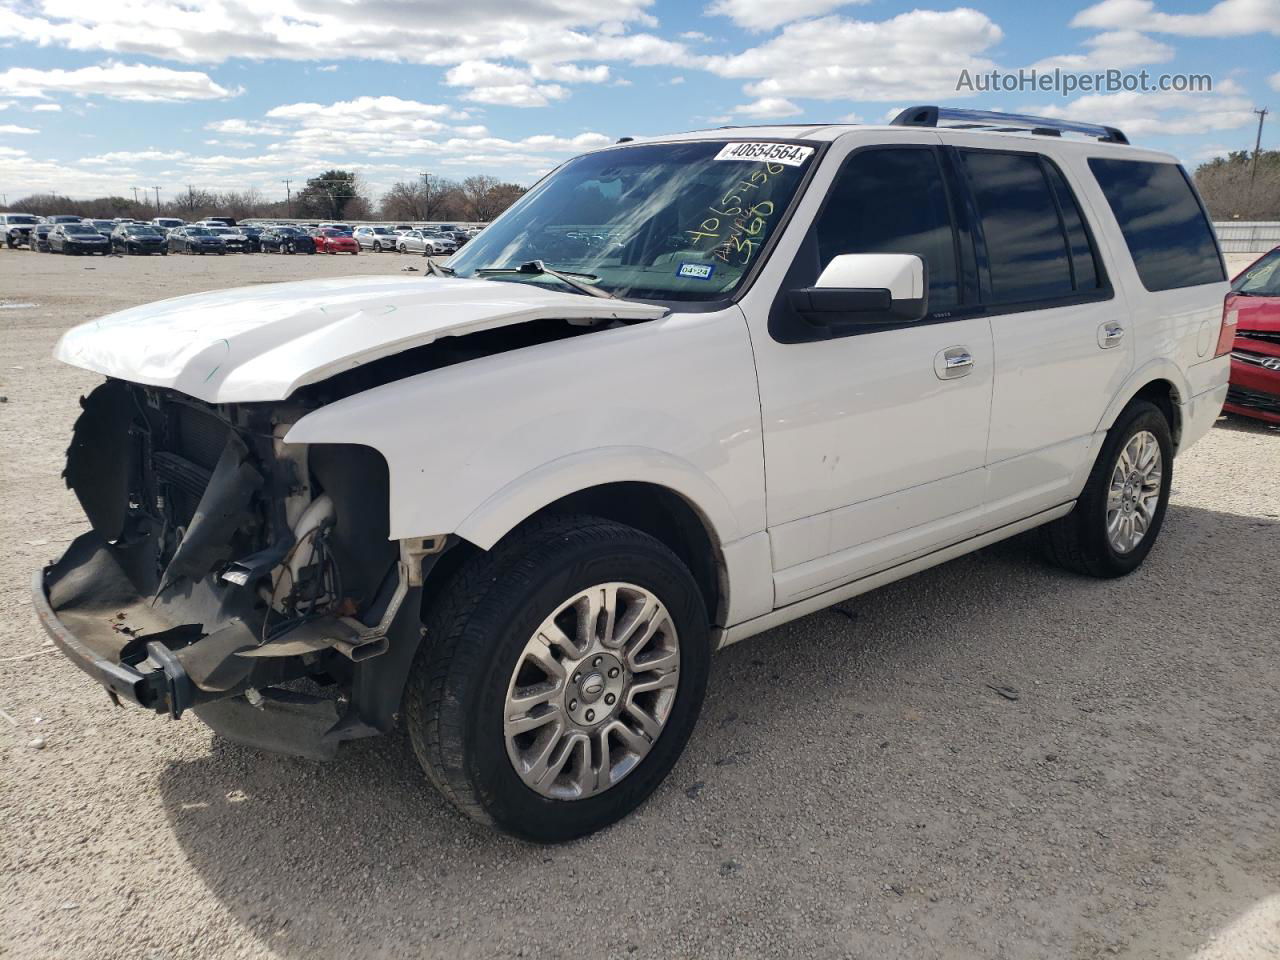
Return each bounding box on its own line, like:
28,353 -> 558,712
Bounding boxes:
405,515 -> 709,842
1042,400 -> 1173,578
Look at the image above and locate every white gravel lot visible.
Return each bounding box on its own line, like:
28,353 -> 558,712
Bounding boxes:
1,248 -> 1277,960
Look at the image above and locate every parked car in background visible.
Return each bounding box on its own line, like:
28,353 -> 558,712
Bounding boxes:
29,223 -> 54,252
312,228 -> 359,255
196,217 -> 238,228
396,229 -> 453,256
1225,246 -> 1280,425
392,225 -> 414,234
423,229 -> 459,254
259,226 -> 316,254
319,222 -> 352,233
84,219 -> 117,237
111,223 -> 168,256
207,226 -> 250,253
1,212 -> 39,248
238,226 -> 264,253
48,215 -> 85,225
49,222 -> 110,255
152,217 -> 186,234
168,225 -> 226,255
353,225 -> 397,251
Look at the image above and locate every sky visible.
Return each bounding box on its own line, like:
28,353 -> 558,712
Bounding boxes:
0,0 -> 1276,204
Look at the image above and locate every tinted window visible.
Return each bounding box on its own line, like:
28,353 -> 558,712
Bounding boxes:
1043,162 -> 1101,291
1089,158 -> 1224,292
812,148 -> 960,312
962,151 -> 1074,303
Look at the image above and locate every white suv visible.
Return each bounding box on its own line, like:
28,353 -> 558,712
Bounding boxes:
36,108 -> 1230,841
352,225 -> 397,251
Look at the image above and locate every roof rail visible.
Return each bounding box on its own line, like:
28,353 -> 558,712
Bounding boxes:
890,106 -> 1129,145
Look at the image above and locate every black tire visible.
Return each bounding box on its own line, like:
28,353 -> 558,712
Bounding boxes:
405,514 -> 710,842
1042,399 -> 1173,578
373,241 -> 382,252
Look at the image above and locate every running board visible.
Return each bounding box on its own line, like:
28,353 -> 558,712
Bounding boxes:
715,502 -> 1074,649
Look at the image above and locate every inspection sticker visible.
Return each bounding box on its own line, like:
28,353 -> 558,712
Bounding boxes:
676,262 -> 716,280
713,142 -> 814,166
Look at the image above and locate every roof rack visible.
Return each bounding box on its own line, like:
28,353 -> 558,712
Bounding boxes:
890,106 -> 1129,145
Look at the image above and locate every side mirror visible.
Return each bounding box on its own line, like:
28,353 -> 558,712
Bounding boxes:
788,253 -> 928,327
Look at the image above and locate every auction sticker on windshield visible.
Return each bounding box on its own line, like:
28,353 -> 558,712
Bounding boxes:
714,142 -> 814,166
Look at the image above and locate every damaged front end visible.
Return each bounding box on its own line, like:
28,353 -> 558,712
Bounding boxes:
34,379 -> 438,759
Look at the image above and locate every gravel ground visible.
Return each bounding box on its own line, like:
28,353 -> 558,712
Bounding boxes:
1,249 -> 1277,960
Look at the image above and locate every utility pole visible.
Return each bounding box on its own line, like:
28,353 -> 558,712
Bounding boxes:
1248,107 -> 1268,195
131,186 -> 140,205
153,186 -> 161,209
187,184 -> 196,212
282,179 -> 292,218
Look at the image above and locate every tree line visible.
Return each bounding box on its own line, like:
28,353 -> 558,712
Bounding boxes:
1193,149 -> 1280,222
7,170 -> 528,224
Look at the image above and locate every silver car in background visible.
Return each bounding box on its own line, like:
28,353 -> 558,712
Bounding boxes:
395,229 -> 456,256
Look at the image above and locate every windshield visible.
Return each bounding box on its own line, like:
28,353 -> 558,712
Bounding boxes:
186,227 -> 212,236
448,140 -> 815,301
7,215 -> 38,224
125,225 -> 160,236
1233,249 -> 1280,296
65,225 -> 99,235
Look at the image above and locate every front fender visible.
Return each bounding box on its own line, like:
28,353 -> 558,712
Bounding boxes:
453,446 -> 740,550
282,306 -> 766,550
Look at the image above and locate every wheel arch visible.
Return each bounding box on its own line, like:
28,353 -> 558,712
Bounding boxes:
452,457 -> 738,628
1098,362 -> 1187,451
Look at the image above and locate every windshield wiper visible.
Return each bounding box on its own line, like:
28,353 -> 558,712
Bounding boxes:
426,259 -> 455,278
474,260 -> 616,300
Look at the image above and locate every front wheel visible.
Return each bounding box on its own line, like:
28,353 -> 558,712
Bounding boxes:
1042,399 -> 1173,578
405,515 -> 709,842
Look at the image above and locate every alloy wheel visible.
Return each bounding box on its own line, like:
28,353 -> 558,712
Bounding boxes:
503,582 -> 680,801
1106,429 -> 1163,554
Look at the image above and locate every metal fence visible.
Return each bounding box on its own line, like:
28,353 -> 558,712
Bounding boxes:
1214,222 -> 1280,254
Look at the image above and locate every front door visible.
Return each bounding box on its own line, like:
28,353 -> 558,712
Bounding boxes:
743,140 -> 994,607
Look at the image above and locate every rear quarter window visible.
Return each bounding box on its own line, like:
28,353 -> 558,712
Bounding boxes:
1088,158 -> 1224,292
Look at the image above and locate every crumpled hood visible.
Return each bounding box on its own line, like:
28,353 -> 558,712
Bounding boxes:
54,275 -> 667,403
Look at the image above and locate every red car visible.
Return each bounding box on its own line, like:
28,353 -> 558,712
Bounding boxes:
312,229 -> 359,255
1225,245 -> 1280,425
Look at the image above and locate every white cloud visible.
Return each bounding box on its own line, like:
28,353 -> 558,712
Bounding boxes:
0,0 -> 686,72
1271,72 -> 1280,92
1032,30 -> 1175,70
1072,0 -> 1280,36
461,84 -> 570,108
0,61 -> 239,102
205,118 -> 282,136
668,76 -> 686,85
32,102 -> 62,112
706,0 -> 869,32
316,64 -> 339,72
1028,82 -> 1256,137
0,123 -> 38,134
444,60 -> 585,107
732,97 -> 803,119
705,9 -> 1003,102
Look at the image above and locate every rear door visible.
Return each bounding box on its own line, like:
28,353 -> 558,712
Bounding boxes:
946,138 -> 1132,528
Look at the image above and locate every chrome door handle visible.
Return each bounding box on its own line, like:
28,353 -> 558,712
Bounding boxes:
1099,322 -> 1125,349
934,346 -> 974,380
